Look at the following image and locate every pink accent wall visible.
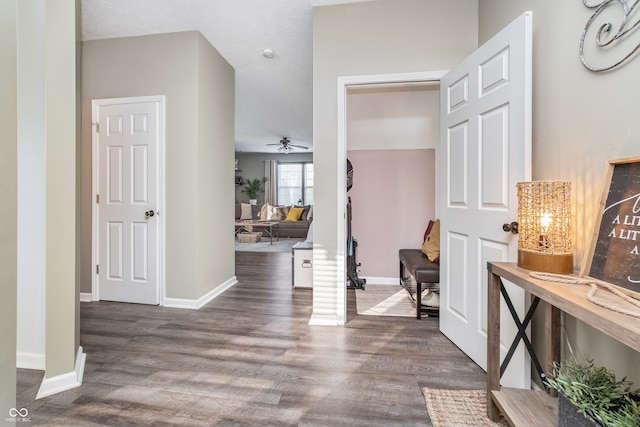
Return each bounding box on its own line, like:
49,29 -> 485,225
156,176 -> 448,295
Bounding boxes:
347,149 -> 436,280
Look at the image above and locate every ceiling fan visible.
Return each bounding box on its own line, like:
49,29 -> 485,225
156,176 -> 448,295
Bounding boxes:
266,137 -> 308,154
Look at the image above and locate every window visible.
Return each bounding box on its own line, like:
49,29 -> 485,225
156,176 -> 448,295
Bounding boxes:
277,163 -> 313,206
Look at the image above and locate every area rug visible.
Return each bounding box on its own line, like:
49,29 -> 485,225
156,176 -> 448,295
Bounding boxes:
355,284 -> 415,317
421,388 -> 508,426
235,238 -> 304,253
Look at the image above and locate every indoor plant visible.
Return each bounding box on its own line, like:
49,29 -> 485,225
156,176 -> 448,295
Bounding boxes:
545,357 -> 640,427
241,177 -> 267,205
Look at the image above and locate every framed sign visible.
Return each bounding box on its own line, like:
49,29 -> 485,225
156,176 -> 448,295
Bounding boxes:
581,156 -> 640,295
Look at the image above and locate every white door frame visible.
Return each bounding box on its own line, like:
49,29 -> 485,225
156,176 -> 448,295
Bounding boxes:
336,71 -> 447,324
91,95 -> 166,304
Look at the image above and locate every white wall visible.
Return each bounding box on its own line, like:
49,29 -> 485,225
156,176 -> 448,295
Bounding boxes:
312,0 -> 478,324
347,84 -> 439,151
478,1 -> 640,383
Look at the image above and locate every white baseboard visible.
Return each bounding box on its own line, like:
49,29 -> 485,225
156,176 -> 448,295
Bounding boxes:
79,292 -> 93,302
308,314 -> 344,326
164,276 -> 238,309
36,345 -> 86,399
362,276 -> 398,285
17,352 -> 45,370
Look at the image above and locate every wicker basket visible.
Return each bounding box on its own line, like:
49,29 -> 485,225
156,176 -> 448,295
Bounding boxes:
237,232 -> 261,243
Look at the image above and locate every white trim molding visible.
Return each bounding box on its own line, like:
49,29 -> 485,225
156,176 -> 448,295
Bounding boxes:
164,277 -> 238,309
16,352 -> 45,370
308,314 -> 343,326
36,346 -> 86,399
362,276 -> 398,286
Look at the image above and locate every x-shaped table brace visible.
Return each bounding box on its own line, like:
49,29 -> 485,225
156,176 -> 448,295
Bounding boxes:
499,282 -> 549,390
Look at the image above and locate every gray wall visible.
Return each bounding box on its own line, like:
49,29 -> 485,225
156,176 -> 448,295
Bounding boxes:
312,0 -> 478,322
0,0 -> 18,415
479,0 -> 640,383
82,31 -> 235,300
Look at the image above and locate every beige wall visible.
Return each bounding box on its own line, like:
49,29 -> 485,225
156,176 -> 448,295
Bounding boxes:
82,31 -> 235,301
4,0 -> 79,403
44,0 -> 79,379
0,0 -> 18,415
312,0 -> 478,322
478,1 -> 640,383
195,35 -> 236,297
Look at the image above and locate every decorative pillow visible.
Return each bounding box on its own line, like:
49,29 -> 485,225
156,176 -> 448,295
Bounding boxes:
421,219 -> 440,263
285,206 -> 305,221
240,203 -> 253,220
275,206 -> 290,220
423,220 -> 435,243
267,205 -> 278,220
307,205 -> 313,222
300,205 -> 311,221
259,203 -> 276,221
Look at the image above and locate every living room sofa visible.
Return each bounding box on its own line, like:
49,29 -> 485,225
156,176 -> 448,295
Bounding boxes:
235,203 -> 313,239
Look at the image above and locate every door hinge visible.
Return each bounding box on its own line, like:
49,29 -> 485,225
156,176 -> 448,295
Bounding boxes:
96,194 -> 99,203
94,122 -> 99,133
96,265 -> 100,274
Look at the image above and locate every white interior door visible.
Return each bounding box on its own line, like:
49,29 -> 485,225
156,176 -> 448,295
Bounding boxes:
93,96 -> 164,305
439,12 -> 532,388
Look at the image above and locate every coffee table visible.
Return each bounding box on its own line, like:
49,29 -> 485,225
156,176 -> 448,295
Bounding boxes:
234,221 -> 279,244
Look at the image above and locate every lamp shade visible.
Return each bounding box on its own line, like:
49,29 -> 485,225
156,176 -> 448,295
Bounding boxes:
517,181 -> 573,274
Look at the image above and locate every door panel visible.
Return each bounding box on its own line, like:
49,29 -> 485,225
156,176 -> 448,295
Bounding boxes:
95,98 -> 161,305
440,12 -> 532,388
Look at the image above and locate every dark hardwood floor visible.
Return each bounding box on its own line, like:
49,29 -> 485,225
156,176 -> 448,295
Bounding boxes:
17,252 -> 486,426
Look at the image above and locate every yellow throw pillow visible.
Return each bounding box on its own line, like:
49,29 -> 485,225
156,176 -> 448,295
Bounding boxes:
421,219 -> 440,262
285,206 -> 304,221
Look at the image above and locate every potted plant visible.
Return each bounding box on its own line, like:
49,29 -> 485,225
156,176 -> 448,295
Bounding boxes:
241,177 -> 267,205
545,357 -> 640,427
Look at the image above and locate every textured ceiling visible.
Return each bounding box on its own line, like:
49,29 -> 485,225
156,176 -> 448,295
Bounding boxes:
81,0 -> 371,153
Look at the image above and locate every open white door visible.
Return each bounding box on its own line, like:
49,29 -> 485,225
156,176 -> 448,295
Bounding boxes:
92,96 -> 164,305
439,13 -> 532,388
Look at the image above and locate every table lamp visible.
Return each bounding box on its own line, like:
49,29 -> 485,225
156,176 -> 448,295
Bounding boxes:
517,181 -> 573,274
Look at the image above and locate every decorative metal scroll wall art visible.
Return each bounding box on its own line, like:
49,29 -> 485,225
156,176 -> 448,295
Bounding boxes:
580,0 -> 640,71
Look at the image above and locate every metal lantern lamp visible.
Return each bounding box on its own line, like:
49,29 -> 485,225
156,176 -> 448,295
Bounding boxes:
517,181 -> 573,274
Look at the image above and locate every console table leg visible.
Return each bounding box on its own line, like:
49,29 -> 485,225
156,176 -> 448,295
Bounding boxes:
487,267 -> 502,421
544,301 -> 561,397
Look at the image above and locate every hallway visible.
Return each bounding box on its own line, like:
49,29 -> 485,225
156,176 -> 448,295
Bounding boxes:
17,251 -> 485,426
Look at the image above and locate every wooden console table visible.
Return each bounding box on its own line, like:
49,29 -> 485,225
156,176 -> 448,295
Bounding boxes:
486,262 -> 640,426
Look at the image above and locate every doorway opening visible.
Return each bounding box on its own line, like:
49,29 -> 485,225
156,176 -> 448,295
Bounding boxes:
336,71 -> 447,324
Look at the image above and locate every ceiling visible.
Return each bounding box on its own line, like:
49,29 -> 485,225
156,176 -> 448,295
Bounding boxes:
81,0 -> 372,153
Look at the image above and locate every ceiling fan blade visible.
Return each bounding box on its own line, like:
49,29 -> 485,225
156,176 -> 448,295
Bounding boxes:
290,144 -> 308,149
266,143 -> 281,146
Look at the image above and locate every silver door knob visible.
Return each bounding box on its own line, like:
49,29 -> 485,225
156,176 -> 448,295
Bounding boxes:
503,222 -> 518,234
145,210 -> 155,218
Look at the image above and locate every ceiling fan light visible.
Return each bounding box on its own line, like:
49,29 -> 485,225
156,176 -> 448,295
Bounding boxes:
278,144 -> 292,154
